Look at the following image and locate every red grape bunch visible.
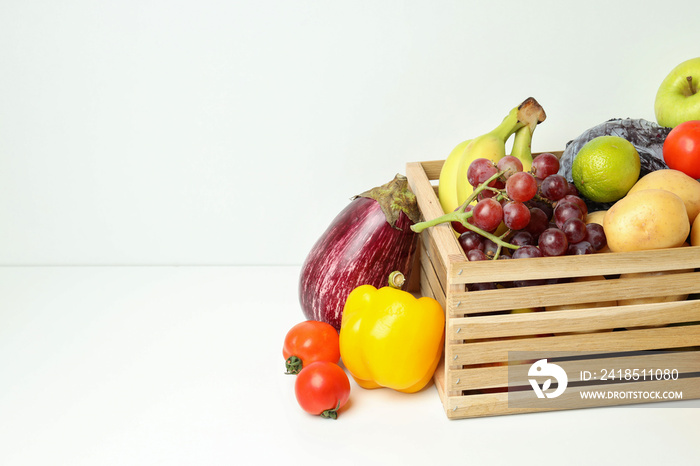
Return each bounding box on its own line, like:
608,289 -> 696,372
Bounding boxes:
457,153 -> 607,266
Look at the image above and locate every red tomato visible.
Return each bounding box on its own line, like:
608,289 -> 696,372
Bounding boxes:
294,361 -> 350,419
283,320 -> 340,374
663,120 -> 700,179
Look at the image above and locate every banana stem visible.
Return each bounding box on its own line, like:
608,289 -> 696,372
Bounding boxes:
490,107 -> 526,142
511,125 -> 533,172
517,97 -> 547,131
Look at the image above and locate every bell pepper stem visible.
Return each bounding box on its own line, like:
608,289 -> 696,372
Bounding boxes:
388,271 -> 405,289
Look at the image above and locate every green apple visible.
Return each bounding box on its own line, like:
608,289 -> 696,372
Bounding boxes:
654,57 -> 700,128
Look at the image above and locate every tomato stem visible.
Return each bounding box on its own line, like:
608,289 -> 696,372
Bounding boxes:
320,402 -> 341,420
285,356 -> 303,375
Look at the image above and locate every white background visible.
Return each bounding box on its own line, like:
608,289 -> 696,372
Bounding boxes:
1,0 -> 700,266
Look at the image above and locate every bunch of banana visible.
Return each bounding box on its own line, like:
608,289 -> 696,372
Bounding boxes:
438,97 -> 546,215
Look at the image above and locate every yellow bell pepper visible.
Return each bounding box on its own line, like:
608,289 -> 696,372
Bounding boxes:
338,272 -> 445,393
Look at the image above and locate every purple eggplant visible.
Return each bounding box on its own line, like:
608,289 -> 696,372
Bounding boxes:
299,174 -> 421,331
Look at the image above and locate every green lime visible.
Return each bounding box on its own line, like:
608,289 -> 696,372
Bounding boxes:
571,136 -> 641,203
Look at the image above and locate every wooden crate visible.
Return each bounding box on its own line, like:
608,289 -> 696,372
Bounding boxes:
406,159 -> 700,420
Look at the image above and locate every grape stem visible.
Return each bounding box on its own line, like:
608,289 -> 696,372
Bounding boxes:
532,193 -> 554,207
455,171 -> 500,213
492,229 -> 512,260
410,171 -> 519,251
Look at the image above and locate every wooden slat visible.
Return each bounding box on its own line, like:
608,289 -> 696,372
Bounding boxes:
433,356 -> 447,404
448,300 -> 700,339
444,377 -> 700,419
421,226 -> 455,294
419,268 -> 436,301
447,351 -> 700,390
419,246 -> 445,310
448,272 -> 700,315
448,325 -> 700,366
444,284 -> 468,397
419,160 -> 444,180
450,365 -> 509,390
406,162 -> 444,220
448,247 -> 700,285
406,162 -> 463,278
420,229 -> 446,291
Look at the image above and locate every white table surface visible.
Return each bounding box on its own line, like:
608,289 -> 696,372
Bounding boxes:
1,266 -> 698,465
